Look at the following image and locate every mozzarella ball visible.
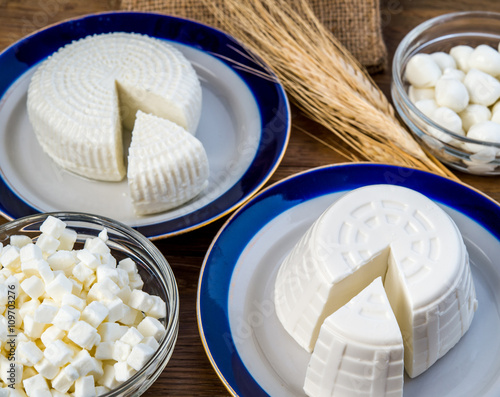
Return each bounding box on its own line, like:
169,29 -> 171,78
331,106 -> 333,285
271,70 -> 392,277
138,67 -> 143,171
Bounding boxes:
415,99 -> 438,118
408,85 -> 435,103
428,107 -> 465,143
449,45 -> 474,72
464,68 -> 500,106
465,120 -> 500,152
430,51 -> 457,71
491,113 -> 500,125
405,53 -> 442,88
435,78 -> 469,112
490,101 -> 500,124
468,44 -> 500,76
442,67 -> 465,81
492,101 -> 500,114
459,104 -> 491,132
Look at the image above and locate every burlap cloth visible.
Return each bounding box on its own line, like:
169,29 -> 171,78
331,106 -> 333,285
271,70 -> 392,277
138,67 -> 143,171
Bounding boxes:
120,0 -> 387,73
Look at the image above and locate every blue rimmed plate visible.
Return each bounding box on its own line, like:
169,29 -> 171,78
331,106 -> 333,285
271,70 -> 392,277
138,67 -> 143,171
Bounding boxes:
0,12 -> 290,239
198,163 -> 500,397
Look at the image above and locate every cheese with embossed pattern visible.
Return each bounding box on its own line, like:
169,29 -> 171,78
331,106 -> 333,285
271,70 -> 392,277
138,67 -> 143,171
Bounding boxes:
274,184 -> 477,380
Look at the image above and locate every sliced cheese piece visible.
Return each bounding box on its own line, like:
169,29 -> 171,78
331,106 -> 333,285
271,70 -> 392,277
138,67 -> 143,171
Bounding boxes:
27,32 -> 202,181
304,277 -> 404,397
274,184 -> 477,377
127,111 -> 209,215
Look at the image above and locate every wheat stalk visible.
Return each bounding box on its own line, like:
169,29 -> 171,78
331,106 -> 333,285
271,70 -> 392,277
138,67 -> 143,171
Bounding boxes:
203,0 -> 458,179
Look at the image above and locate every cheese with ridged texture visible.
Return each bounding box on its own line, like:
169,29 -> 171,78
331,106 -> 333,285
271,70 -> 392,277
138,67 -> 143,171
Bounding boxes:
304,277 -> 404,397
127,111 -> 209,215
274,184 -> 477,378
27,32 -> 202,181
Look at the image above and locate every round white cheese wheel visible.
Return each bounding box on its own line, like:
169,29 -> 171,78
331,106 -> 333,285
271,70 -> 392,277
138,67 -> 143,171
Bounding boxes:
27,32 -> 202,181
304,277 -> 404,397
274,184 -> 477,378
127,111 -> 209,215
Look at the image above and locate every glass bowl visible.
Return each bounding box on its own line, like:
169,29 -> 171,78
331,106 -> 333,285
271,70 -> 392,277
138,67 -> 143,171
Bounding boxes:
0,212 -> 179,396
392,11 -> 500,175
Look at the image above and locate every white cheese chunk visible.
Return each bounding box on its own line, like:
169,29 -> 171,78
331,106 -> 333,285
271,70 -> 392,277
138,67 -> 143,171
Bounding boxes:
72,350 -> 103,378
16,341 -> 44,366
117,258 -> 138,275
18,300 -> 40,320
0,246 -> 20,270
40,326 -> 65,348
9,236 -> 32,249
27,32 -> 202,182
113,362 -> 137,383
97,323 -> 127,342
33,358 -> 59,380
52,305 -> 81,331
34,304 -> 58,324
20,277 -> 44,300
119,305 -> 141,326
111,341 -> 131,362
22,375 -> 49,396
126,343 -> 155,371
119,327 -> 144,346
22,315 -> 45,339
58,229 -> 77,251
142,336 -> 160,351
81,301 -> 109,329
48,251 -> 76,275
45,273 -> 73,302
147,295 -> 167,319
275,185 -> 477,378
127,111 -> 209,214
137,317 -> 166,342
76,250 -> 99,271
43,340 -> 73,367
102,299 -> 124,323
35,235 -> 59,256
52,365 -> 79,393
87,279 -> 120,302
94,342 -> 115,361
61,294 -> 86,312
304,277 -> 403,397
74,375 -> 96,397
19,244 -> 43,263
39,216 -> 66,239
128,289 -> 154,312
98,365 -> 120,390
67,321 -> 100,350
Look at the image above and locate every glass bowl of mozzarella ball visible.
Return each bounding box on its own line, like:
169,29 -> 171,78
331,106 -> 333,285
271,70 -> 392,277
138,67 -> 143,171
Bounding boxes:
0,212 -> 179,397
392,11 -> 500,175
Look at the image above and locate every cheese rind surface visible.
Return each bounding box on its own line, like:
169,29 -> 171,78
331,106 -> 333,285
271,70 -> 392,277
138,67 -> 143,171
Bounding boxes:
27,32 -> 202,181
274,184 -> 477,377
304,277 -> 404,397
127,111 -> 209,215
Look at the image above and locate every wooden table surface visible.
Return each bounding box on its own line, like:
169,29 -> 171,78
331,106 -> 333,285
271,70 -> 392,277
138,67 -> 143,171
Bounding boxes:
1,0 -> 499,396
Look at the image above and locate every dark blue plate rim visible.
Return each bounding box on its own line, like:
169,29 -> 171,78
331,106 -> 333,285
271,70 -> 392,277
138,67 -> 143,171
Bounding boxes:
0,11 -> 290,239
197,162 -> 500,396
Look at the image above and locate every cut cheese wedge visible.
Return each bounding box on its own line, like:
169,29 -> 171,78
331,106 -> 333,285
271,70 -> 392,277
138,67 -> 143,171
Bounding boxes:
274,184 -> 477,378
304,277 -> 404,397
27,32 -> 202,181
127,111 -> 209,215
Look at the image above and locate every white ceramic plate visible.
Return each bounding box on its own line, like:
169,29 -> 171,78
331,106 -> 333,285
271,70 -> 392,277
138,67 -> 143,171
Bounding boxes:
0,12 -> 290,239
198,163 -> 500,397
